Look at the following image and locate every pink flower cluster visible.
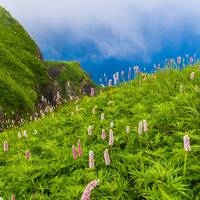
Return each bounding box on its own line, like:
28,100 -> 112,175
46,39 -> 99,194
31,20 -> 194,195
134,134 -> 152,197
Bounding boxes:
72,139 -> 83,160
126,126 -> 130,134
3,141 -> 8,152
26,150 -> 30,160
143,120 -> 148,132
183,135 -> 191,152
81,180 -> 100,200
11,194 -> 15,200
101,128 -> 114,146
138,120 -> 148,135
108,79 -> 112,86
177,57 -> 181,65
92,106 -> 97,114
138,122 -> 143,136
100,113 -> 105,121
78,139 -> 83,156
72,145 -> 77,160
90,88 -> 95,96
88,126 -> 93,136
110,121 -> 114,128
134,66 -> 140,74
89,150 -> 95,168
101,129 -> 106,140
190,72 -> 195,80
109,129 -> 114,146
104,149 -> 111,165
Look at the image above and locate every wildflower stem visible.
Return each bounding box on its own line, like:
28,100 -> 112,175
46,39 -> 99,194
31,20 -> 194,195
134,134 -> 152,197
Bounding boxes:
183,151 -> 188,177
78,158 -> 81,170
139,137 -> 144,172
127,134 -> 130,144
145,134 -> 148,150
110,146 -> 113,160
81,156 -> 86,169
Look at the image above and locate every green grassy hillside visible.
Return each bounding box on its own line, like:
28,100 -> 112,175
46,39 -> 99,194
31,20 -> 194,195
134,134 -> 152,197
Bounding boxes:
0,6 -> 95,118
0,6 -> 49,114
0,66 -> 200,199
45,61 -> 95,98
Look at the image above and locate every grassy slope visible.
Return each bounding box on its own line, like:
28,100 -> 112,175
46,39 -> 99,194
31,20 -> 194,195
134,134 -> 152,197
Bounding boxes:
45,61 -> 95,97
0,66 -> 200,199
0,6 -> 49,114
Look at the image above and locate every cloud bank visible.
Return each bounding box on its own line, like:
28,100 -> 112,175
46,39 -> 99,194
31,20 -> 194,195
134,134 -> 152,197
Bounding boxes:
1,0 -> 200,62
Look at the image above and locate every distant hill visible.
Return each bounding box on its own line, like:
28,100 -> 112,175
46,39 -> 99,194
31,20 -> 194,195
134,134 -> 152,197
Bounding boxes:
45,61 -> 95,100
0,6 -> 94,117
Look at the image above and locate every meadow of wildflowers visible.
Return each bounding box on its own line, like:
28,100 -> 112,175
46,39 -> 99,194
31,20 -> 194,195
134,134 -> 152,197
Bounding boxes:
0,65 -> 200,199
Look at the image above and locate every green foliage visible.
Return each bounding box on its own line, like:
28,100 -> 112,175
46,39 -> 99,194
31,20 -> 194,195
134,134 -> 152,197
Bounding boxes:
0,66 -> 200,199
0,6 -> 49,114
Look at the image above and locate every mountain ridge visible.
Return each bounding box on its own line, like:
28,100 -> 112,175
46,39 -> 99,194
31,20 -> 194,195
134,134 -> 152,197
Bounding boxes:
0,6 -> 94,118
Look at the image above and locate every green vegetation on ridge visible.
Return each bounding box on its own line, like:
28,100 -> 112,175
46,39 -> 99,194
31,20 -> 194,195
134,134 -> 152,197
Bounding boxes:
0,66 -> 200,199
0,6 -> 94,117
45,61 -> 95,98
0,6 -> 49,114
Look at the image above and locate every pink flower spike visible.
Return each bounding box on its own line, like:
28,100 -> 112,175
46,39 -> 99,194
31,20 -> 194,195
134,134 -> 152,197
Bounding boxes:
90,87 -> 95,96
77,139 -> 83,157
3,141 -> 8,152
88,126 -> 93,136
89,150 -> 95,168
101,129 -> 106,140
116,72 -> 119,80
143,120 -> 148,133
11,194 -> 15,200
183,135 -> 191,152
72,145 -> 77,160
110,121 -> 114,128
92,106 -> 97,114
100,113 -> 105,121
18,131 -> 21,138
81,180 -> 100,200
190,72 -> 195,80
177,56 -> 181,65
134,66 -> 140,73
23,130 -> 27,138
25,150 -> 30,160
138,122 -> 143,136
126,126 -> 130,134
114,77 -> 117,85
104,149 -> 111,165
109,129 -> 114,146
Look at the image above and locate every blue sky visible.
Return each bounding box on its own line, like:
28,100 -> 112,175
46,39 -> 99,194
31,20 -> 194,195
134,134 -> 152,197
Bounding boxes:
1,0 -> 200,82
